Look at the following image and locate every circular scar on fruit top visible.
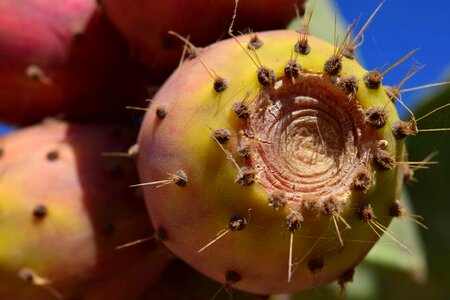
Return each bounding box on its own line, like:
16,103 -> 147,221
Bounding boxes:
247,73 -> 377,204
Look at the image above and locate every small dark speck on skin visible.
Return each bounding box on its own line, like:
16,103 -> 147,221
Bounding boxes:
337,75 -> 359,96
391,120 -> 417,140
372,150 -> 395,170
389,200 -> 403,217
102,223 -> 116,235
212,128 -> 231,144
46,150 -> 59,161
248,35 -> 264,50
294,39 -> 311,55
72,32 -> 84,43
214,77 -> 228,92
364,70 -> 383,90
268,190 -> 287,210
232,102 -> 250,119
18,268 -> 35,283
364,106 -> 388,129
257,66 -> 276,87
156,104 -> 168,119
356,203 -> 374,222
155,226 -> 169,241
284,60 -> 302,79
307,257 -> 324,274
174,170 -> 188,187
285,211 -> 304,232
225,270 -> 242,284
33,204 -> 48,219
228,215 -> 246,231
236,166 -> 256,186
351,168 -> 372,191
237,140 -> 251,159
323,55 -> 342,75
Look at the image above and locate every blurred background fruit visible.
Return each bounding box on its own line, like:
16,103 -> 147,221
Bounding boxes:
0,120 -> 171,299
0,0 -> 149,125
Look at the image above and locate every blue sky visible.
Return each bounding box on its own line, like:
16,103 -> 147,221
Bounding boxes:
0,123 -> 10,135
337,0 -> 450,116
0,123 -> 13,135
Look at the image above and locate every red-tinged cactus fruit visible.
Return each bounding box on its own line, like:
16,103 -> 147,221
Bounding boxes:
0,120 -> 172,299
103,0 -> 305,83
136,30 -> 408,294
0,0 -> 148,125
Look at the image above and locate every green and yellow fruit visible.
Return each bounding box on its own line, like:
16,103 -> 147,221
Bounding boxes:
136,30 -> 406,294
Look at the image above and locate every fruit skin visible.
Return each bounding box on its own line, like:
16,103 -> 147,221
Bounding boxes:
0,0 -> 148,125
0,120 -> 171,299
104,0 -> 303,83
142,259 -> 270,300
137,30 -> 405,294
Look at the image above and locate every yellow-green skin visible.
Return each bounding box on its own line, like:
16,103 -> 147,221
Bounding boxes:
137,30 -> 404,294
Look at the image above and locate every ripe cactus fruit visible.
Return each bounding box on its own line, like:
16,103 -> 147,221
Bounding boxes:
136,30 -> 407,294
0,120 -> 171,299
0,0 -> 148,125
103,0 -> 305,83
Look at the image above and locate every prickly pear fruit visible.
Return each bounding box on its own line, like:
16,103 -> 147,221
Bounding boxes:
103,0 -> 304,83
0,0 -> 148,125
136,30 -> 406,294
0,120 -> 171,299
